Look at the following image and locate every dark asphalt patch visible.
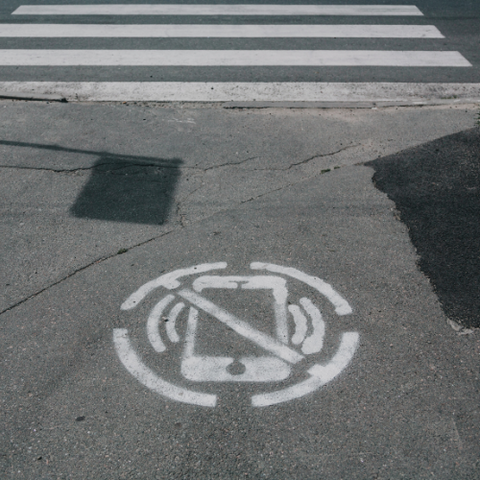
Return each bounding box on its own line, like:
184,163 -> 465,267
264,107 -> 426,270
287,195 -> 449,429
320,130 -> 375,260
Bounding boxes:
368,127 -> 480,328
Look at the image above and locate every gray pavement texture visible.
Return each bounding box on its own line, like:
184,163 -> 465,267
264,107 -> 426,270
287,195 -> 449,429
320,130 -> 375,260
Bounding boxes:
1,101 -> 480,479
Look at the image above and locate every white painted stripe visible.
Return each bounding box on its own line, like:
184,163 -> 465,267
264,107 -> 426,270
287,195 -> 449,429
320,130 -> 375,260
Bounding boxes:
2,82 -> 480,102
146,294 -> 175,352
177,288 -> 305,364
12,5 -> 424,16
308,332 -> 359,383
251,332 -> 359,407
0,50 -> 470,67
288,305 -> 308,345
299,297 -> 325,355
113,328 -> 217,407
166,302 -> 184,343
193,275 -> 290,343
0,24 -> 443,38
183,307 -> 199,358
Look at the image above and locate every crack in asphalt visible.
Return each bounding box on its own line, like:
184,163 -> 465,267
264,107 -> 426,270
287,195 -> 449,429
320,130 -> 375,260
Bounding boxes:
0,144 -> 358,175
237,144 -> 359,172
0,160 -> 254,174
176,184 -> 204,227
189,145 -> 358,173
0,229 -> 176,317
284,144 -> 359,170
0,162 -> 194,174
201,156 -> 259,171
0,145 -> 357,316
0,162 -> 138,174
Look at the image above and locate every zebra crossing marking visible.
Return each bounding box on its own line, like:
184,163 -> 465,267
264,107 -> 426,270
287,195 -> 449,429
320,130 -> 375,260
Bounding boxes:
12,4 -> 424,16
0,50 -> 470,67
1,4 -> 475,102
0,24 -> 444,38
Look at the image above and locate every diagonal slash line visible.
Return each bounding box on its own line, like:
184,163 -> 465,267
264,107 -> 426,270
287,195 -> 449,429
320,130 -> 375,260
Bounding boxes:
177,288 -> 304,364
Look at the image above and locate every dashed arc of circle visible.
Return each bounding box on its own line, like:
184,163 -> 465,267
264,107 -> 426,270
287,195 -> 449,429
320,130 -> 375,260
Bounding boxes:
120,261 -> 352,316
121,262 -> 227,310
113,329 -> 217,407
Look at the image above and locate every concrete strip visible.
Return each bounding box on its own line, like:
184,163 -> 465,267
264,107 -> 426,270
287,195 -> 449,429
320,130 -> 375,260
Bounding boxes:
0,90 -> 66,102
222,100 -> 478,108
0,81 -> 478,103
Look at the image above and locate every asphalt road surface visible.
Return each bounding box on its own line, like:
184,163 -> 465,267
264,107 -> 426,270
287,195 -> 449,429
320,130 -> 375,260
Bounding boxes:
0,0 -> 478,86
1,101 -> 479,479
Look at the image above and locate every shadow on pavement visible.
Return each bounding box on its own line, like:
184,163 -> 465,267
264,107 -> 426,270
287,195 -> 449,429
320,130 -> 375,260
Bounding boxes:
0,140 -> 182,225
70,155 -> 182,225
367,127 -> 480,329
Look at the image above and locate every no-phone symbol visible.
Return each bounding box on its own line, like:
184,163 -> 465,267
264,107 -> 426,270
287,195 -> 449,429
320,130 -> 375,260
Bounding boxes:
114,262 -> 359,407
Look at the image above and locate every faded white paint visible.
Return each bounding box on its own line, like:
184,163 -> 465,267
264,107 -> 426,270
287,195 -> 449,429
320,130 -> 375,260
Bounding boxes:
251,262 -> 352,315
251,332 -> 359,406
177,288 -> 304,364
166,302 -> 184,343
182,307 -> 199,359
146,294 -> 175,353
288,304 -> 308,345
242,276 -> 289,343
113,329 -> 217,407
0,50 -> 469,67
121,262 -> 226,310
308,332 -> 359,384
182,356 -> 291,382
193,275 -> 289,343
181,306 -> 291,382
299,298 -> 325,355
116,262 -> 359,406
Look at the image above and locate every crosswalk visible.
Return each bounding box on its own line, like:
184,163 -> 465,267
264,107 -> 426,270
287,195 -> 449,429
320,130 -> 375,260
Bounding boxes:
12,4 -> 425,16
0,24 -> 445,39
0,50 -> 470,67
0,3 -> 476,102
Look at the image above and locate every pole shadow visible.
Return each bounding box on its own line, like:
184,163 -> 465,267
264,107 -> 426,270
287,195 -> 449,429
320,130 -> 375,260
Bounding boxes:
0,140 -> 182,225
70,155 -> 182,225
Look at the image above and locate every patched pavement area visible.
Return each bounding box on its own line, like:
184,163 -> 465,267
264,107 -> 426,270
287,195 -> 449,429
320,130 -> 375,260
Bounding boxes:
1,102 -> 479,479
369,127 -> 480,330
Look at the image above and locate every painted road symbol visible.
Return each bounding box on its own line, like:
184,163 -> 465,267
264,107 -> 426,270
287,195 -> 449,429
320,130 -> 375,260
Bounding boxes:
113,262 -> 359,407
